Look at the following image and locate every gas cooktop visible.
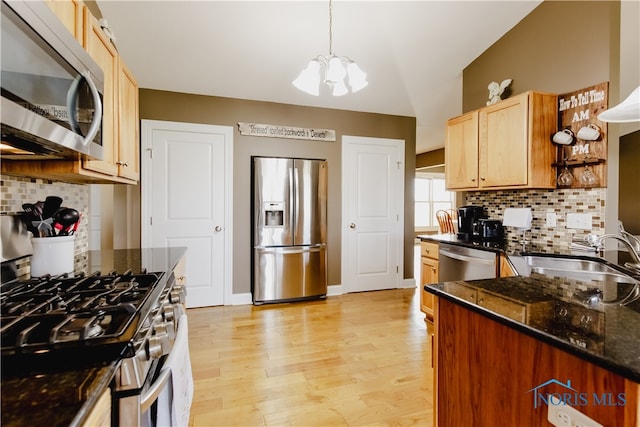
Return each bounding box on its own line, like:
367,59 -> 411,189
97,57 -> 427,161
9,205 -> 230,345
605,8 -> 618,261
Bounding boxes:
0,271 -> 164,365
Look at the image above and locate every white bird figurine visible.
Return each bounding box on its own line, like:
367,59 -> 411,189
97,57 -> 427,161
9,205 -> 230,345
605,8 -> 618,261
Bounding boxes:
487,79 -> 513,105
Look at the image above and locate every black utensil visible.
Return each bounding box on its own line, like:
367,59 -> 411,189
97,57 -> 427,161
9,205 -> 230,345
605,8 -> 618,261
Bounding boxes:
53,208 -> 80,236
43,196 -> 63,220
22,203 -> 42,220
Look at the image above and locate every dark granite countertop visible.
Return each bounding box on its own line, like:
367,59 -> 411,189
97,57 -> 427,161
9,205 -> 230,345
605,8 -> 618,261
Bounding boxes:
1,247 -> 187,427
425,274 -> 640,383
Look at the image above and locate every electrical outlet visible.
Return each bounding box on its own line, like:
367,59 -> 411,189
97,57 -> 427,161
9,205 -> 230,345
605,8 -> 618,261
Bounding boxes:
547,396 -> 603,427
546,212 -> 557,228
566,213 -> 592,230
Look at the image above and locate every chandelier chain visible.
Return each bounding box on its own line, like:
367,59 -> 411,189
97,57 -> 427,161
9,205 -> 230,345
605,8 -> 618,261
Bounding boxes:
328,0 -> 333,56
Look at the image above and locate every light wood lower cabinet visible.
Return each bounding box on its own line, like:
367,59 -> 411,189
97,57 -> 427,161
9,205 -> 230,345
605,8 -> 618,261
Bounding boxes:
81,388 -> 111,427
420,241 -> 439,320
499,253 -> 517,277
433,297 -> 639,427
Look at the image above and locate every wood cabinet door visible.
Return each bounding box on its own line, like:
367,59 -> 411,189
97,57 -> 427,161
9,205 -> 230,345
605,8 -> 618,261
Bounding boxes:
45,0 -> 83,41
499,254 -> 517,277
117,61 -> 140,181
445,111 -> 479,190
421,257 -> 438,316
82,9 -> 119,177
479,93 -> 529,188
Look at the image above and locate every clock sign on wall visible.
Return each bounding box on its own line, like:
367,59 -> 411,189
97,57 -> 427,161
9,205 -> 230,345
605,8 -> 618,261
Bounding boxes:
555,82 -> 609,188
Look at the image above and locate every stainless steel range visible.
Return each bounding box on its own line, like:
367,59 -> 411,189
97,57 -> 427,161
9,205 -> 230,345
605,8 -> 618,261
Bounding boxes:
0,268 -> 188,425
0,216 -> 190,426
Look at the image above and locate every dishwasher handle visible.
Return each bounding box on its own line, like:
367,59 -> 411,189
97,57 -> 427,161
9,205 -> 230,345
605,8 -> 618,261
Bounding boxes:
439,248 -> 495,265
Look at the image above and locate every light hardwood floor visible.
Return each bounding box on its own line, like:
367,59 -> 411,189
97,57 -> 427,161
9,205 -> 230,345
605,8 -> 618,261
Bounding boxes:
187,286 -> 433,426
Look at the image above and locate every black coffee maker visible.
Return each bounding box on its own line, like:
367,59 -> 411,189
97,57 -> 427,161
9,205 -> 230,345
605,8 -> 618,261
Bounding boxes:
457,205 -> 486,240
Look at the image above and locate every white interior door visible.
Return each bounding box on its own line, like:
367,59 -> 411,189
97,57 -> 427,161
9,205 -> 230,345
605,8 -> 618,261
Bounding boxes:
342,136 -> 404,293
141,120 -> 233,308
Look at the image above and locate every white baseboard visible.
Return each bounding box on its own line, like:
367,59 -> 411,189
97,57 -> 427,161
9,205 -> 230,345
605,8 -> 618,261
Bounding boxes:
229,292 -> 252,305
400,278 -> 416,289
327,284 -> 343,296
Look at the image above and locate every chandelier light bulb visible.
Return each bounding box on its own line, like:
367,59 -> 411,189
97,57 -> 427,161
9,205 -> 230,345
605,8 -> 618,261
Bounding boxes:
292,60 -> 321,96
347,61 -> 368,93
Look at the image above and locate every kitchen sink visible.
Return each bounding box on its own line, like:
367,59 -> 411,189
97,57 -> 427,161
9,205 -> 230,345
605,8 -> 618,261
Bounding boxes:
509,254 -> 640,307
521,255 -> 639,284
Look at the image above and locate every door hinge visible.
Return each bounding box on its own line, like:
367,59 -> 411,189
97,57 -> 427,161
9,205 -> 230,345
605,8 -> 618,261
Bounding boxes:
396,266 -> 399,273
146,148 -> 152,159
149,217 -> 152,226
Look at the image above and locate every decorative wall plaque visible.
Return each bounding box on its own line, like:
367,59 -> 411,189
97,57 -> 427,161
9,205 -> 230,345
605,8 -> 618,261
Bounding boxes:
556,82 -> 609,188
237,122 -> 336,142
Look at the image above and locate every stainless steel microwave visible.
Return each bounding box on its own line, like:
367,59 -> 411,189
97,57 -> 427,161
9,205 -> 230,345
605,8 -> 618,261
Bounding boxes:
1,0 -> 104,160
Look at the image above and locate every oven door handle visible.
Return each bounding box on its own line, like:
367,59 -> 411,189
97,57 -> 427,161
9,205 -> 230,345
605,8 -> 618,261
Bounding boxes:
139,312 -> 190,413
140,365 -> 172,412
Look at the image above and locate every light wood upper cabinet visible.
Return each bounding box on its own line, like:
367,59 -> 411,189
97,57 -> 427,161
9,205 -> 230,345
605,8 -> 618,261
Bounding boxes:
82,9 -> 119,177
116,61 -> 140,181
1,3 -> 140,184
445,91 -> 557,191
445,111 -> 479,189
45,0 -> 83,41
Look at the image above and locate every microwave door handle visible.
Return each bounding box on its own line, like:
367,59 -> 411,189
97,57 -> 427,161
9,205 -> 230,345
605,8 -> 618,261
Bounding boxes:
66,74 -> 83,134
81,71 -> 102,146
66,72 -> 103,146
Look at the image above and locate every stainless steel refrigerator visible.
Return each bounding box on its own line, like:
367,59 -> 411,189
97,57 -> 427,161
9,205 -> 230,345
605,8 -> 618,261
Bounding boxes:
252,157 -> 327,304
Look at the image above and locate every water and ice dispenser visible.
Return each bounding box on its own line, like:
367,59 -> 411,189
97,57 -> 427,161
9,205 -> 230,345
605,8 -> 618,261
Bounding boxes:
264,202 -> 284,227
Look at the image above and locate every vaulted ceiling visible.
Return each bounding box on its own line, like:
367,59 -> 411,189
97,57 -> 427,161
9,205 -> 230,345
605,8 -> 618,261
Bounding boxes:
97,1 -> 541,153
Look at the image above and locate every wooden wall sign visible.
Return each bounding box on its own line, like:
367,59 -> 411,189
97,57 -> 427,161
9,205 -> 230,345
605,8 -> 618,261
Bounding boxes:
237,122 -> 336,142
556,82 -> 608,188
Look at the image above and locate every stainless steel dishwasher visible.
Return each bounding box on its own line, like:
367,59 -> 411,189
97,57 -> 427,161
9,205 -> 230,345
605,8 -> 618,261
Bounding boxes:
438,242 -> 497,282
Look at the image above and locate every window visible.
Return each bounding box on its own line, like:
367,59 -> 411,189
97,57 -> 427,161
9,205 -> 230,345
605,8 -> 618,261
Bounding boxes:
415,172 -> 455,231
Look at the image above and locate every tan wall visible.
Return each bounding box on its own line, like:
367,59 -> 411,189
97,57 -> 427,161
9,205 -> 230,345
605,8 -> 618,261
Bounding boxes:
139,89 -> 416,294
619,130 -> 640,234
463,1 -> 619,111
416,148 -> 444,170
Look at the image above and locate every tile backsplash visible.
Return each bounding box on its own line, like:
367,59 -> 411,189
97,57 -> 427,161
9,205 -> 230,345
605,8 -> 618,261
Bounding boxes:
466,187 -> 606,250
1,174 -> 89,277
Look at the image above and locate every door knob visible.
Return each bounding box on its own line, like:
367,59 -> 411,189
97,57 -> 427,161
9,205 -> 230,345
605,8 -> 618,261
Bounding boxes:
215,225 -> 222,232
349,223 -> 356,229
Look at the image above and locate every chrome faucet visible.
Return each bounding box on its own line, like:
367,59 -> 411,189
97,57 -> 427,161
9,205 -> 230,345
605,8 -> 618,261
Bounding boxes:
586,233 -> 640,272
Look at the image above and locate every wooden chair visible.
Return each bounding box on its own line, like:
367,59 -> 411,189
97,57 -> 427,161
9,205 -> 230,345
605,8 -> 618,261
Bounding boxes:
436,210 -> 456,234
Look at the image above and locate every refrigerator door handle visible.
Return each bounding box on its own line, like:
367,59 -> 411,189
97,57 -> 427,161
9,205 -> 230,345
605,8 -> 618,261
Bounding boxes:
256,244 -> 326,254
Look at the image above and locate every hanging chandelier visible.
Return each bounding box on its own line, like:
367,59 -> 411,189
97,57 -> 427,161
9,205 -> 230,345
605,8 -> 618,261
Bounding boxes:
292,0 -> 368,96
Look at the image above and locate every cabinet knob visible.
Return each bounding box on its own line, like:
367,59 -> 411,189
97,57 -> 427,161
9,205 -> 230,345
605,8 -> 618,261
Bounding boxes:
480,177 -> 486,181
215,225 -> 222,232
471,178 -> 476,182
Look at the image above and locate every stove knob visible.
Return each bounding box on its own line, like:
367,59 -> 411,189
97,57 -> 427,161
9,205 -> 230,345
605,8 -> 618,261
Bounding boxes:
162,303 -> 176,322
170,286 -> 186,304
146,332 -> 170,360
155,319 -> 176,341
